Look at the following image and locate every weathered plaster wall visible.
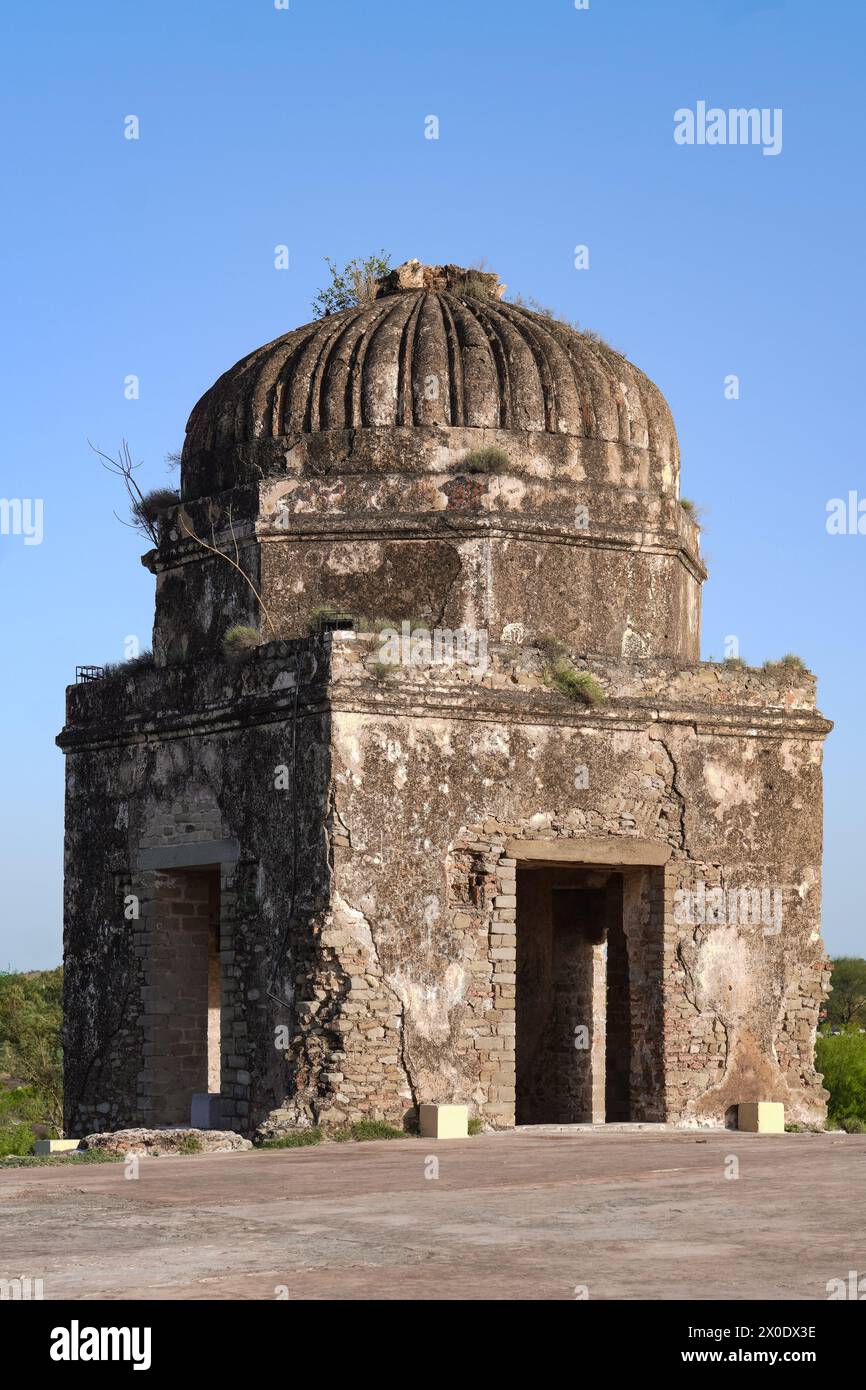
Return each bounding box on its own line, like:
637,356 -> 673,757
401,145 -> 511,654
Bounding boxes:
149,424 -> 703,662
309,638 -> 830,1128
59,635 -> 831,1135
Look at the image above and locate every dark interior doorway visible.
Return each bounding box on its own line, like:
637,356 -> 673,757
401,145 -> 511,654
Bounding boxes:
148,866 -> 221,1125
515,866 -> 630,1125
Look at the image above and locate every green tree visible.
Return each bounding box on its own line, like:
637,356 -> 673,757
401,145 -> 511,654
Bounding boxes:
0,968 -> 63,1133
825,956 -> 866,1029
816,1032 -> 866,1127
311,251 -> 391,317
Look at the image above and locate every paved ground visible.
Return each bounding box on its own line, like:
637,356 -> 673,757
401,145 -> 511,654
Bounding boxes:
2,1129 -> 864,1300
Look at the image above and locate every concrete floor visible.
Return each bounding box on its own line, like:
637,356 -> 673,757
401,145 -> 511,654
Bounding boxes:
1,1129 -> 864,1300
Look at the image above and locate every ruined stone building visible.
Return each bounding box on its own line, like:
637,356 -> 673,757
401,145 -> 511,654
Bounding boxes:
59,260 -> 832,1137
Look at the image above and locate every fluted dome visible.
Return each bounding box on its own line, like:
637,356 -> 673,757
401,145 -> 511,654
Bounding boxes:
183,261 -> 678,473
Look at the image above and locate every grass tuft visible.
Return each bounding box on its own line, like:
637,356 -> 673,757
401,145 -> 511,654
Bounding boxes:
537,636 -> 605,706
102,649 -> 154,679
679,497 -> 702,522
460,447 -> 509,474
133,487 -> 180,530
260,1128 -> 324,1149
507,294 -> 617,350
762,653 -> 809,677
545,658 -> 604,705
222,625 -> 261,660
332,1120 -> 407,1143
0,1149 -> 122,1169
367,659 -> 397,683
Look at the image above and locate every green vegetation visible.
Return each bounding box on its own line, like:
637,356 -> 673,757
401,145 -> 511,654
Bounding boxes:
679,497 -> 701,521
0,968 -> 63,1156
312,252 -> 391,317
467,1117 -> 484,1136
550,665 -> 605,705
0,1149 -> 121,1170
260,1128 -> 324,1149
260,1121 -> 408,1147
461,446 -> 509,474
507,293 -> 616,350
816,1031 -> 866,1129
222,624 -> 262,659
333,1120 -> 407,1142
723,656 -> 747,669
539,640 -> 604,706
102,649 -> 154,678
824,956 -> 866,1029
458,268 -> 497,300
134,487 -> 180,531
178,1135 -> 202,1154
762,653 -> 808,676
0,1086 -> 51,1157
367,659 -> 397,683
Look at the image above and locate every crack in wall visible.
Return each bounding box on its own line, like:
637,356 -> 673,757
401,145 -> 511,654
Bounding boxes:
649,729 -> 688,851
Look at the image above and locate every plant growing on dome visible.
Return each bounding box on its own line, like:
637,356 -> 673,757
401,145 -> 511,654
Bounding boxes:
453,259 -> 500,301
312,251 -> 391,317
507,294 -> 617,351
461,446 -> 509,474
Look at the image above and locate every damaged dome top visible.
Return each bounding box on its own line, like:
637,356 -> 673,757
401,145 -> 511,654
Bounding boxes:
182,259 -> 678,473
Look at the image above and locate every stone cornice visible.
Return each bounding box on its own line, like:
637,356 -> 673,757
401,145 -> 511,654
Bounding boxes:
146,512 -> 707,583
57,678 -> 831,754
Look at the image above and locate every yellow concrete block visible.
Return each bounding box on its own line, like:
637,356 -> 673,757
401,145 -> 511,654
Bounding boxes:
34,1139 -> 82,1155
419,1104 -> 469,1139
737,1102 -> 785,1133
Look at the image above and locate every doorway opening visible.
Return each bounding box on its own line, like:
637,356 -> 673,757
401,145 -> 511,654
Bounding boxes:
515,865 -> 633,1124
147,866 -> 221,1125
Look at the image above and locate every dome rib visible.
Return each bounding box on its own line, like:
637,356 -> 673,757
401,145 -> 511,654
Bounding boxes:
438,291 -> 464,426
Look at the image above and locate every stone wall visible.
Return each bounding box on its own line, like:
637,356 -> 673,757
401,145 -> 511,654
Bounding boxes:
59,633 -> 831,1135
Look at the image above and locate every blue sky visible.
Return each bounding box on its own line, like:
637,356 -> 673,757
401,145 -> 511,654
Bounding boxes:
1,0 -> 863,968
